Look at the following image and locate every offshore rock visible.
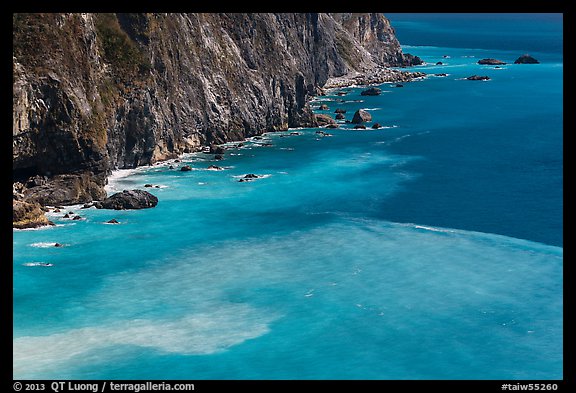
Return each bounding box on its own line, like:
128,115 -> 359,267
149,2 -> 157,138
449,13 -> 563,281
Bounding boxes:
98,189 -> 158,210
514,54 -> 539,64
360,87 -> 382,96
478,58 -> 506,65
466,75 -> 491,81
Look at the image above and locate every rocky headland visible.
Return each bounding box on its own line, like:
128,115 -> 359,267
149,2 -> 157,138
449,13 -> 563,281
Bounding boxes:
13,13 -> 424,227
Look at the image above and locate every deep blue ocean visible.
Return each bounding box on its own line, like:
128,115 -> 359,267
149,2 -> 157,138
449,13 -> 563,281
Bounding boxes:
13,14 -> 563,380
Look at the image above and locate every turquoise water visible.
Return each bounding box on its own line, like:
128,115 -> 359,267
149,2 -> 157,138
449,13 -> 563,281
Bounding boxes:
13,14 -> 563,380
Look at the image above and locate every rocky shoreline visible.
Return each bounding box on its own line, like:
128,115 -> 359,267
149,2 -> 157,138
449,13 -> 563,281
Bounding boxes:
13,64 -> 424,229
323,67 -> 426,89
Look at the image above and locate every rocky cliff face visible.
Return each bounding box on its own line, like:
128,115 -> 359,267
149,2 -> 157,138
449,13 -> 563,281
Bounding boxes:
13,12 -> 416,218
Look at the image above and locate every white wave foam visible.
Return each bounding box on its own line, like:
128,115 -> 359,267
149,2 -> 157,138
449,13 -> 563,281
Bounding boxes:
13,305 -> 277,378
413,224 -> 456,234
22,262 -> 53,267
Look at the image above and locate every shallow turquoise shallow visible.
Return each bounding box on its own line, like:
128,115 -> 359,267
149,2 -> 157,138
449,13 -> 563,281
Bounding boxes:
13,14 -> 563,380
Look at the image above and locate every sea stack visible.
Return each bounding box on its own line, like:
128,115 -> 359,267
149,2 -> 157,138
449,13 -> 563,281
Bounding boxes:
514,54 -> 539,64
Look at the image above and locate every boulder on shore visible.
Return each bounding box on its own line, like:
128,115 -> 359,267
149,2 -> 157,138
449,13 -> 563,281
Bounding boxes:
314,113 -> 336,126
351,109 -> 372,124
180,165 -> 192,171
13,199 -> 54,229
335,113 -> 345,120
514,54 -> 539,64
360,87 -> 382,96
97,190 -> 158,210
318,104 -> 329,110
478,58 -> 506,65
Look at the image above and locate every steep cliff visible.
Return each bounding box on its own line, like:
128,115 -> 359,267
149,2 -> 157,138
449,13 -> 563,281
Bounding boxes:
12,12 -> 419,220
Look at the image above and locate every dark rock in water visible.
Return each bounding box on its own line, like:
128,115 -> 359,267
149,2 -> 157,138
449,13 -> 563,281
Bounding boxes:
180,165 -> 192,171
290,132 -> 301,136
351,109 -> 372,124
466,75 -> 491,81
436,61 -> 443,65
402,53 -> 423,66
54,243 -> 63,247
72,215 -> 83,220
237,143 -> 244,147
253,136 -> 263,140
334,108 -> 346,114
372,123 -> 381,129
345,120 -> 351,124
207,165 -> 223,170
214,154 -> 223,160
435,73 -> 447,77
144,184 -> 153,188
238,173 -> 262,182
174,159 -> 181,163
314,113 -> 336,126
81,203 -> 93,209
54,208 -> 61,213
478,58 -> 506,65
336,91 -> 347,96
68,211 -> 74,215
395,84 -> 404,87
318,104 -> 329,110
98,189 -> 158,210
107,218 -> 120,224
360,87 -> 382,96
335,113 -> 345,120
315,130 -> 325,135
494,66 -> 501,69
514,54 -> 539,64
326,124 -> 339,129
354,124 -> 367,129
443,55 -> 449,58
63,213 -> 71,218
168,165 -> 175,169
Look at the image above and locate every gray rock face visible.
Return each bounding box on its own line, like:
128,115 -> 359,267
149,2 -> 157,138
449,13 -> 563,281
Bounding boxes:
97,189 -> 158,210
352,109 -> 372,124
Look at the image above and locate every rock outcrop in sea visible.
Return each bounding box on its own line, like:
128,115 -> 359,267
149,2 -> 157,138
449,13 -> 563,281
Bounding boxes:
352,109 -> 372,124
514,54 -> 539,64
478,58 -> 507,65
13,13 -> 424,227
96,189 -> 158,210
